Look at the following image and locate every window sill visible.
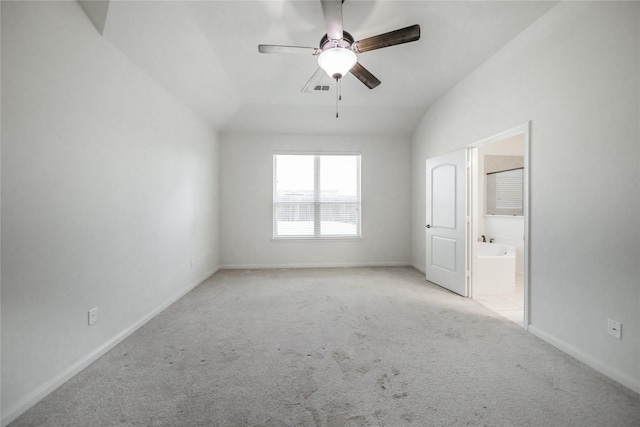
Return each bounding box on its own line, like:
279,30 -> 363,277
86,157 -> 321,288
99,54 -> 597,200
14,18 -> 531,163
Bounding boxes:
271,236 -> 363,242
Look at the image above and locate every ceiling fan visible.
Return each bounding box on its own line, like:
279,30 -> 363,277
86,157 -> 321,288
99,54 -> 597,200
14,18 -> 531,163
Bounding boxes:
258,0 -> 420,97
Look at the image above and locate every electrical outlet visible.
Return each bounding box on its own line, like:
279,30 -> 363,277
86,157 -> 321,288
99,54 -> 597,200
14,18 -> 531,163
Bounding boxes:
88,307 -> 98,326
607,319 -> 621,339
255,246 -> 262,254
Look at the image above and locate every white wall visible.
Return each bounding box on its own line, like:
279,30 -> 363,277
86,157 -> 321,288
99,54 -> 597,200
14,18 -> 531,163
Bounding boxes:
1,2 -> 220,424
220,133 -> 411,268
411,2 -> 639,392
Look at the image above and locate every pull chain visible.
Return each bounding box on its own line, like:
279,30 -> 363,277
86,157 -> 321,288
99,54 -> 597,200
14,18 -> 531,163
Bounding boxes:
335,78 -> 339,118
335,78 -> 343,118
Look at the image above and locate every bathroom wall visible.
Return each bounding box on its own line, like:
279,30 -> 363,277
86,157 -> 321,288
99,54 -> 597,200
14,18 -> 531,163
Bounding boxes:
476,135 -> 525,274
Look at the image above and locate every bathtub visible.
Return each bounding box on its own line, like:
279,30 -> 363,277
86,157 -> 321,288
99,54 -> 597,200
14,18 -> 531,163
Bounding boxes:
474,242 -> 516,294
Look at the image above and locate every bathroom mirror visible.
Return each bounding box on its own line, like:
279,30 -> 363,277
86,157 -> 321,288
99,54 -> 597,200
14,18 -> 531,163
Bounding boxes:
484,155 -> 524,216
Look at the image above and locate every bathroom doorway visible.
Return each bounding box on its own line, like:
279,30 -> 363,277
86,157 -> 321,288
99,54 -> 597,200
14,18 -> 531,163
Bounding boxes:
468,124 -> 529,328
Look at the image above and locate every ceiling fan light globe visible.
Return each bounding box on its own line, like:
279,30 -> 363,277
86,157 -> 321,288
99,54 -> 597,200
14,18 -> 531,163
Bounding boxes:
318,48 -> 357,80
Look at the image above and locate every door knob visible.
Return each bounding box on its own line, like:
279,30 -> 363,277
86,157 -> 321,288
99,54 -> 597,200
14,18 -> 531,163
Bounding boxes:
426,224 -> 431,228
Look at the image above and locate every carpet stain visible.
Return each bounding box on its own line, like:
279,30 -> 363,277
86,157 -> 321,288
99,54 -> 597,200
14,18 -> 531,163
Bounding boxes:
401,412 -> 414,422
378,373 -> 389,389
355,364 -> 371,375
392,391 -> 408,399
229,412 -> 249,425
348,415 -> 370,426
445,327 -> 462,339
255,417 -> 291,427
293,366 -> 317,399
323,400 -> 357,426
378,370 -> 409,399
373,409 -> 387,426
332,349 -> 353,373
305,406 -> 322,427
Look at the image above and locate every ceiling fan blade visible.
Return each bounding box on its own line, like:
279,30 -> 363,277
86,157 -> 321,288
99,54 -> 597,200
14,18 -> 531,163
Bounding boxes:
350,62 -> 381,89
258,45 -> 321,55
352,24 -> 421,53
320,0 -> 343,40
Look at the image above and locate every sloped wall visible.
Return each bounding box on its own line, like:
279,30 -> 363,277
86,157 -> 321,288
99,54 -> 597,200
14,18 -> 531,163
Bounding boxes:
1,2 -> 220,423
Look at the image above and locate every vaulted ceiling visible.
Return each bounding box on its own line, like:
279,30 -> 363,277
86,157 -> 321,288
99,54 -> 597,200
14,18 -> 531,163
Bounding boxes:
81,1 -> 556,136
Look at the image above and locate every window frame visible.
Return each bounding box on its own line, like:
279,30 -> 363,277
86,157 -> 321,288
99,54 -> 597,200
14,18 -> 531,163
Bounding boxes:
272,152 -> 362,240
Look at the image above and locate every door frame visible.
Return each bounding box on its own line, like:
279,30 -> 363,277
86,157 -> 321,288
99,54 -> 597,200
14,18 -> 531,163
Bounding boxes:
466,122 -> 531,329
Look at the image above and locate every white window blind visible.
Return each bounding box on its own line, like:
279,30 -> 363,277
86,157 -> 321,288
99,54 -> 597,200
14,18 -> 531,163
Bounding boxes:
273,154 -> 361,238
495,168 -> 523,210
486,167 -> 524,216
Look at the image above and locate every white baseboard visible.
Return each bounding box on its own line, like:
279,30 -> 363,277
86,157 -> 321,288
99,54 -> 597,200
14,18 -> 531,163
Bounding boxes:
528,325 -> 640,394
1,267 -> 219,427
220,261 -> 411,270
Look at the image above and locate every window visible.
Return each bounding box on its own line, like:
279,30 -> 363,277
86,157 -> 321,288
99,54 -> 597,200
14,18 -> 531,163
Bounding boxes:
486,167 -> 524,216
273,154 -> 361,239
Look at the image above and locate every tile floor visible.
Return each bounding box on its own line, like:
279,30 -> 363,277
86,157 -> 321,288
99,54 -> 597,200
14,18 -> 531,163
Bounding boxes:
474,274 -> 524,327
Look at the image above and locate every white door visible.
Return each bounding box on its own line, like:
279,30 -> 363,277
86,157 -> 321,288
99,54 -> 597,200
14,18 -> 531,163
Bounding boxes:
425,150 -> 468,296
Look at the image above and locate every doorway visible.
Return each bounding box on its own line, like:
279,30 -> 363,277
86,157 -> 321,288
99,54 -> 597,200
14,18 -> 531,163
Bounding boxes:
424,123 -> 530,328
468,124 -> 529,328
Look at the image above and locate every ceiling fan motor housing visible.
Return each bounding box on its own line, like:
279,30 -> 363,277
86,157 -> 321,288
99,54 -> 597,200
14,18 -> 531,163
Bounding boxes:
319,31 -> 354,51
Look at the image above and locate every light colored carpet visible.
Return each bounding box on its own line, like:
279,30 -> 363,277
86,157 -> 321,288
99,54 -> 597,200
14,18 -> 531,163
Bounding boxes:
10,267 -> 640,426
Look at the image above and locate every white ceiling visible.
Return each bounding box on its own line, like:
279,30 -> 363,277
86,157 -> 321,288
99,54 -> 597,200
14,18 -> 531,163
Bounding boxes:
92,0 -> 557,136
